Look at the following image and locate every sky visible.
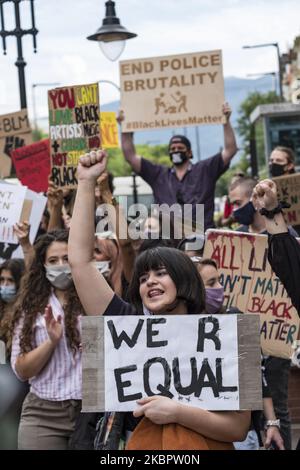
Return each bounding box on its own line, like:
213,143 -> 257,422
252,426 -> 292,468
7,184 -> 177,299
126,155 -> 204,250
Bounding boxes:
0,0 -> 299,126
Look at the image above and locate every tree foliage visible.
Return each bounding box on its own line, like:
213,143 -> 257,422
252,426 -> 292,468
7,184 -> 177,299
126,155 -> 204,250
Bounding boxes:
107,144 -> 170,176
237,90 -> 281,164
215,90 -> 282,196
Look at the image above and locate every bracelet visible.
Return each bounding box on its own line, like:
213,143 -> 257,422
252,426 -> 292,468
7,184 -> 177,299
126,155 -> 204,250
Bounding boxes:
265,419 -> 280,429
259,201 -> 290,219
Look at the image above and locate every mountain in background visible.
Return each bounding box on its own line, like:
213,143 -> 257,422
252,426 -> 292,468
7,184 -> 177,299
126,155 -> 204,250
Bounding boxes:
101,75 -> 274,164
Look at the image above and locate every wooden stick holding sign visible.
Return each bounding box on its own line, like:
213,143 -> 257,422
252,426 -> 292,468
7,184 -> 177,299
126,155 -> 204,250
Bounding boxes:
48,83 -> 100,188
203,229 -> 300,359
81,314 -> 262,412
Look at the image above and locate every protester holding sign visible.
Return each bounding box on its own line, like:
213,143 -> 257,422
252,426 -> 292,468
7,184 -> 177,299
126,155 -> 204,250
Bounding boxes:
196,257 -> 284,451
253,179 -> 300,451
253,179 -> 300,317
10,230 -> 85,450
68,149 -> 250,450
229,176 -> 295,450
229,177 -> 298,236
117,102 -> 237,230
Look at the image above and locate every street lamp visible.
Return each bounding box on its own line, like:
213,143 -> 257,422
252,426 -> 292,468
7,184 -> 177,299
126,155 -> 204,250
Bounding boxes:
87,1 -> 137,62
243,43 -> 283,100
0,0 -> 38,109
247,72 -> 277,94
98,79 -> 139,203
99,79 -> 120,93
32,82 -> 60,130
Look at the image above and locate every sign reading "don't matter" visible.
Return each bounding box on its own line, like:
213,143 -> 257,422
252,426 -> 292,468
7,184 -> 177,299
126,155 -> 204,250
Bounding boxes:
120,50 -> 225,132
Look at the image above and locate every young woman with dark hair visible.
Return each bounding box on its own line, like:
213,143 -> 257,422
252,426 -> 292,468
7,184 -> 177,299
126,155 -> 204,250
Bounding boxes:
10,229 -> 85,450
0,259 -> 26,450
0,259 -> 25,358
68,149 -> 250,450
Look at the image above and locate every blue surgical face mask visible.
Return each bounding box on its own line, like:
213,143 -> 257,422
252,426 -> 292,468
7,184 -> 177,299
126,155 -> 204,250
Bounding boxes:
0,285 -> 17,303
233,201 -> 256,226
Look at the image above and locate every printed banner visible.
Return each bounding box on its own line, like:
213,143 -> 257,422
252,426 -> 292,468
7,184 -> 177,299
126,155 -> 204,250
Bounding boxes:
120,50 -> 225,132
48,83 -> 100,187
11,139 -> 50,193
203,230 -> 300,359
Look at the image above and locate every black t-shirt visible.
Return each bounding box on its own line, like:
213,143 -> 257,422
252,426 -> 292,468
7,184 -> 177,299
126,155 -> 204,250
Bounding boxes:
104,294 -> 138,316
139,153 -> 229,230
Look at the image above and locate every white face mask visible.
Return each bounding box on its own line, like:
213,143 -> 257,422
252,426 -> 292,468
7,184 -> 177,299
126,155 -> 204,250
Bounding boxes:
44,264 -> 73,290
94,261 -> 111,275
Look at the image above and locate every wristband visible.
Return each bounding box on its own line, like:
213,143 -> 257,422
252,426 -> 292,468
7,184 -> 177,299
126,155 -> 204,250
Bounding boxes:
259,201 -> 290,219
265,419 -> 280,429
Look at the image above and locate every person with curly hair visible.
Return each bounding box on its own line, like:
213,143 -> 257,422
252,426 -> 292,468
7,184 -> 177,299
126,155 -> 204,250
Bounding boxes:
10,229 -> 85,450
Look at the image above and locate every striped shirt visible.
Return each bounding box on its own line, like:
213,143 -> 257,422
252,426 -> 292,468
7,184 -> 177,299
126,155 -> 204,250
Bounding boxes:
11,293 -> 82,401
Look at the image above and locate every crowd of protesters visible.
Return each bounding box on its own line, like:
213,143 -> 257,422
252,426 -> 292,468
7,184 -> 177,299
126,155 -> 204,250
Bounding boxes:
0,101 -> 300,451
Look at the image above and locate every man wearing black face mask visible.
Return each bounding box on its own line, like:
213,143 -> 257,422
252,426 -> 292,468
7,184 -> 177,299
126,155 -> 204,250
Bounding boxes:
229,177 -> 298,236
117,103 -> 237,230
269,146 -> 296,178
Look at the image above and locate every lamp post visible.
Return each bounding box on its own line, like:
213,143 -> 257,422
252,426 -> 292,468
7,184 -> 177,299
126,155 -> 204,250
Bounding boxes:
0,0 -> 38,109
247,72 -> 277,94
99,79 -> 120,93
87,0 -> 137,61
32,82 -> 60,131
98,79 -> 139,203
243,43 -> 283,100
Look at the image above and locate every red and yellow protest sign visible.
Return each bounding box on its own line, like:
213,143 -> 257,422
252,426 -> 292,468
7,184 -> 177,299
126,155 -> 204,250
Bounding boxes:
48,83 -> 100,188
203,230 -> 300,359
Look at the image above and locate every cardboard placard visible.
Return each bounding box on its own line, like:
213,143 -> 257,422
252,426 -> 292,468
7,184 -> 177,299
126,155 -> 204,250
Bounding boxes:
273,173 -> 300,226
120,50 -> 225,132
0,109 -> 31,139
101,112 -> 119,148
48,83 -> 100,188
0,109 -> 32,178
203,230 -> 300,359
81,314 -> 262,412
0,184 -> 47,262
11,139 -> 51,193
0,183 -> 27,243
